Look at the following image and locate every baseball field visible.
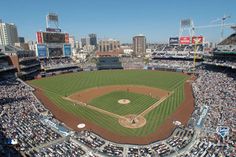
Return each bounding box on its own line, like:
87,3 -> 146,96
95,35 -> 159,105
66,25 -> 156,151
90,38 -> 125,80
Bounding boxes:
29,70 -> 194,144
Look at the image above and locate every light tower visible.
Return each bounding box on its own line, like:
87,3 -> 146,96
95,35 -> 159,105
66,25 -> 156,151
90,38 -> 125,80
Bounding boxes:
46,13 -> 59,29
179,19 -> 194,38
193,39 -> 199,68
211,15 -> 231,41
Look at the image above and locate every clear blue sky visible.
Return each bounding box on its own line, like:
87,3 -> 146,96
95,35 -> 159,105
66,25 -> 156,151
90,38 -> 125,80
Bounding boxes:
1,0 -> 236,43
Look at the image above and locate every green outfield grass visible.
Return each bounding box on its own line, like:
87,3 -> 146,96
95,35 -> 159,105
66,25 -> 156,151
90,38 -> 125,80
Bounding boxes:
89,91 -> 158,116
30,70 -> 189,137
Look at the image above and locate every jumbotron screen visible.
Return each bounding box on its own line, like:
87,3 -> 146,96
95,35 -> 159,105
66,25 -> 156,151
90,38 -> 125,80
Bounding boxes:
42,32 -> 65,43
48,48 -> 63,57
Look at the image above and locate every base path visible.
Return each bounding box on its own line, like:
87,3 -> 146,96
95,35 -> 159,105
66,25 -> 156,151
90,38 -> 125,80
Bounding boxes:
139,91 -> 173,117
63,97 -> 123,119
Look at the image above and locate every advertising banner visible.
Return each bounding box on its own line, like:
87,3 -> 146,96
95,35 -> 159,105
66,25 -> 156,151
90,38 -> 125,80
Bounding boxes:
36,44 -> 47,58
36,32 -> 42,44
169,37 -> 179,45
192,36 -> 203,45
46,28 -> 61,32
65,33 -> 69,43
179,36 -> 190,45
64,44 -> 72,56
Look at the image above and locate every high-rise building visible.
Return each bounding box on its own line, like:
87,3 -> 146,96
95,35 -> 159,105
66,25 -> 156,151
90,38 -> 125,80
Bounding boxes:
81,37 -> 90,47
98,39 -> 120,52
133,34 -> 146,56
18,37 -> 25,43
89,33 -> 97,47
0,21 -> 19,45
69,36 -> 75,48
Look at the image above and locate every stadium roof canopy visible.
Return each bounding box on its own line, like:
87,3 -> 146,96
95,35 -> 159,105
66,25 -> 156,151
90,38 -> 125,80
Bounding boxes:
218,33 -> 236,45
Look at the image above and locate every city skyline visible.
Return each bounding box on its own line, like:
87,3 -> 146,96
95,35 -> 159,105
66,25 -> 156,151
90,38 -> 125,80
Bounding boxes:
1,0 -> 236,43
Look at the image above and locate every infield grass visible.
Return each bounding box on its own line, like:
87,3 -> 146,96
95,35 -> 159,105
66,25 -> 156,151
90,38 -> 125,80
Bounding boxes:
89,91 -> 158,116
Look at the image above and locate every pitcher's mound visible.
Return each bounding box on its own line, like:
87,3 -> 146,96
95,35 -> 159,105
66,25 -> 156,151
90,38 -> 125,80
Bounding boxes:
119,114 -> 146,128
118,99 -> 130,105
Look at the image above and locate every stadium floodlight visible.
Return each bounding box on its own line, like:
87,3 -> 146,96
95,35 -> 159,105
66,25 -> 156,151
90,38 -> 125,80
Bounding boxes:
181,19 -> 191,28
185,15 -> 236,41
46,13 -> 59,29
47,13 -> 58,22
211,15 -> 231,41
179,19 -> 194,38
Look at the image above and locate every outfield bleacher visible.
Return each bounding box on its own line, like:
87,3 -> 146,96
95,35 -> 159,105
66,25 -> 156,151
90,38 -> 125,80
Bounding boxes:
96,57 -> 123,70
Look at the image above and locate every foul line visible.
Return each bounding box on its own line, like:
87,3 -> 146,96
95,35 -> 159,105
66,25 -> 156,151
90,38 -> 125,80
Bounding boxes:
63,97 -> 124,119
63,91 -> 173,121
138,91 -> 174,117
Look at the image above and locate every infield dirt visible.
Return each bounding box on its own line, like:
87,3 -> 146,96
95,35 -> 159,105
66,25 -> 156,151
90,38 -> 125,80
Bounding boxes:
68,85 -> 168,103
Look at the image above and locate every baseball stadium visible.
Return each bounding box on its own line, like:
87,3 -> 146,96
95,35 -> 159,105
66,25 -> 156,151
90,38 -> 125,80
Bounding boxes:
29,70 -> 194,144
0,6 -> 236,157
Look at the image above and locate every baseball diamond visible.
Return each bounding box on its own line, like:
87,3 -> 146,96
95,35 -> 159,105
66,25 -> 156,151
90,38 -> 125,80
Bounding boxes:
30,69 -> 194,144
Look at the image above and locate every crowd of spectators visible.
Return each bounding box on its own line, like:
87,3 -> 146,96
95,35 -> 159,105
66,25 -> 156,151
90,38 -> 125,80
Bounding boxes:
167,128 -> 194,150
151,143 -> 172,156
178,135 -> 235,157
152,51 -> 203,60
28,139 -> 86,157
0,79 -> 64,154
0,58 -> 15,72
189,66 -> 236,156
204,58 -> 236,68
0,60 -> 9,69
153,45 -> 204,53
121,57 -> 145,69
75,131 -> 105,150
163,45 -> 175,51
154,44 -> 166,51
148,60 -> 197,70
40,57 -> 75,69
0,78 -> 93,156
174,45 -> 187,51
19,59 -> 40,69
102,144 -> 123,156
192,67 -> 236,132
69,127 -> 194,157
184,46 -> 195,52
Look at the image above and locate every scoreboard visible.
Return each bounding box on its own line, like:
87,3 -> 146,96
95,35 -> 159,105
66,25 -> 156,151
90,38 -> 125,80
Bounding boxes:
36,31 -> 71,58
43,32 -> 65,43
37,31 -> 69,44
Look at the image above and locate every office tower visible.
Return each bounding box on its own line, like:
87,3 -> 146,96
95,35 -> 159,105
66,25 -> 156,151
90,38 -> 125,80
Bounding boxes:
89,33 -> 97,47
69,36 -> 75,48
18,37 -> 25,43
0,20 -> 19,45
133,34 -> 146,56
98,39 -> 120,52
